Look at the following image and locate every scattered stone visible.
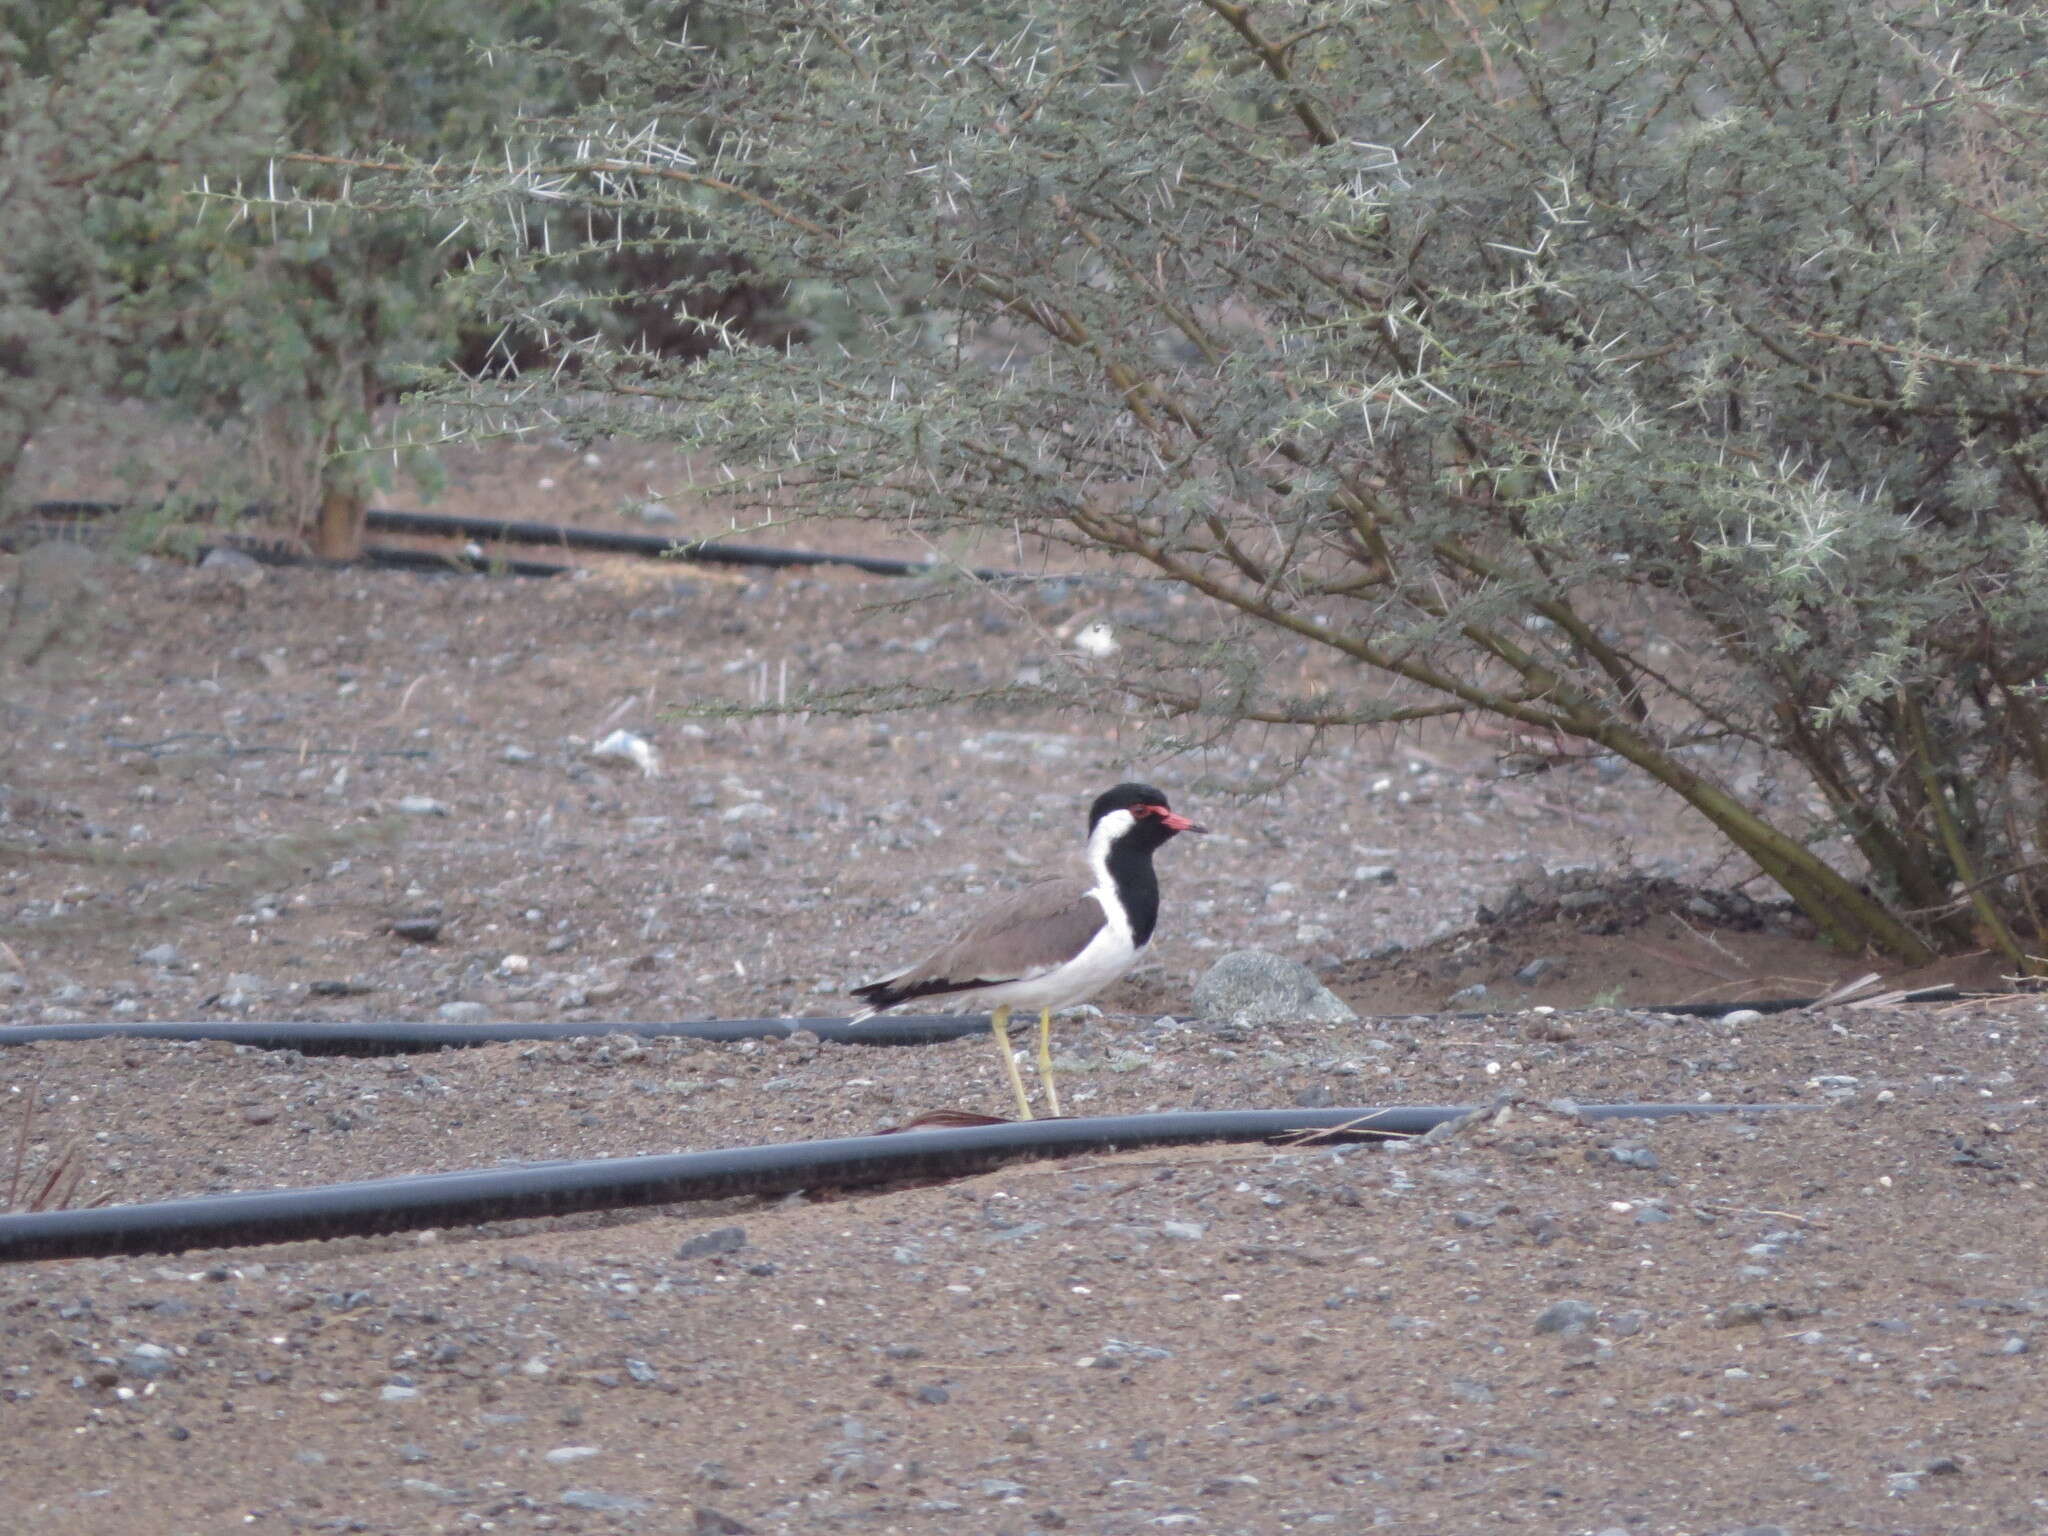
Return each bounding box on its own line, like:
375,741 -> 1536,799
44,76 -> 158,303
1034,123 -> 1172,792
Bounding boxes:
546,1446 -> 602,1464
389,917 -> 444,943
1351,864 -> 1398,885
137,943 -> 181,968
380,1383 -> 420,1402
308,978 -> 374,997
1533,1300 -> 1599,1335
1192,950 -> 1358,1025
1514,957 -> 1562,983
396,795 -> 449,816
1719,1008 -> 1765,1026
199,546 -> 265,584
119,1344 -> 175,1380
500,743 -> 537,764
1447,983 -> 1489,1005
638,501 -> 681,526
693,1508 -> 757,1535
721,801 -> 774,822
1097,1339 -> 1173,1362
677,1226 -> 747,1261
397,1478 -> 470,1502
560,1490 -> 651,1514
591,729 -> 661,778
1161,1221 -> 1206,1241
239,1104 -> 279,1126
1604,1144 -> 1660,1171
437,1001 -> 488,1022
219,972 -> 268,1006
1714,1302 -> 1773,1329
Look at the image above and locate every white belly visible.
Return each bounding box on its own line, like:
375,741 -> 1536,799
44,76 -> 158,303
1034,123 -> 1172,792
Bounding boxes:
944,892 -> 1141,1013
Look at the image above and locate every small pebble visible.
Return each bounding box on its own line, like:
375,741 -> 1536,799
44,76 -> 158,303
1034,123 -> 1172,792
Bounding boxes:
1533,1300 -> 1599,1335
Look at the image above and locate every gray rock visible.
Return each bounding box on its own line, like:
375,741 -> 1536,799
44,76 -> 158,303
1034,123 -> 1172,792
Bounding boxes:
1719,1007 -> 1765,1026
137,943 -> 181,968
396,795 -> 448,816
1161,1220 -> 1206,1241
1193,950 -> 1358,1025
398,1478 -> 470,1502
199,547 -> 265,588
677,1226 -> 747,1261
1447,983 -> 1489,1005
1514,956 -> 1562,983
437,1001 -> 488,1022
561,1490 -> 651,1514
693,1508 -> 756,1535
1351,864 -> 1398,885
120,1344 -> 175,1379
1533,1299 -> 1599,1335
1096,1339 -> 1173,1362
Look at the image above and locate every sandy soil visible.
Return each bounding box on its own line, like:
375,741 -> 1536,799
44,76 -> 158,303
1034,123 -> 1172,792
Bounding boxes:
3,440 -> 2045,1533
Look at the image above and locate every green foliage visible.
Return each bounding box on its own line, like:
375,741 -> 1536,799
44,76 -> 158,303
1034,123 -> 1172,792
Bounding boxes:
1,1 -> 801,546
0,0 -> 287,512
134,1 -> 578,541
340,0 -> 2048,962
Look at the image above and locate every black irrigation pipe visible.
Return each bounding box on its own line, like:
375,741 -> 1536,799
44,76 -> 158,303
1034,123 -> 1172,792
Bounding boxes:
0,1015 -> 990,1055
1,513 -> 573,579
25,498 -> 1029,582
0,1102 -> 1798,1264
363,506 -> 1030,582
0,987 -> 1974,1058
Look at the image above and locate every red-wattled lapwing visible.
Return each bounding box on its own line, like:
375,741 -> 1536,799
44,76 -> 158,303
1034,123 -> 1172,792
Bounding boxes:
851,782 -> 1207,1119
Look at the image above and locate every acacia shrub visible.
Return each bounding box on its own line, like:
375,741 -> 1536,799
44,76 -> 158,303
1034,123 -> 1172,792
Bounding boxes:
359,0 -> 2048,964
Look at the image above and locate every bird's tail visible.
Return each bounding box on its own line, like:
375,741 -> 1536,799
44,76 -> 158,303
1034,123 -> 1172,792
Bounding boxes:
847,976 -> 899,1020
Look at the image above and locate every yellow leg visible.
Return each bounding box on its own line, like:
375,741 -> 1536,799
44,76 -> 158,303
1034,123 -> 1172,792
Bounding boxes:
990,1005 -> 1033,1120
1035,1007 -> 1062,1118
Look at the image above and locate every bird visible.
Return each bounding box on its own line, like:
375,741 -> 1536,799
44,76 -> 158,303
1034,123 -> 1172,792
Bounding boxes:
850,781 -> 1207,1119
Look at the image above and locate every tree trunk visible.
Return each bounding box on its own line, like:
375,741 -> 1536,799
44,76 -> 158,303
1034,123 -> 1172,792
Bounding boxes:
311,481 -> 366,561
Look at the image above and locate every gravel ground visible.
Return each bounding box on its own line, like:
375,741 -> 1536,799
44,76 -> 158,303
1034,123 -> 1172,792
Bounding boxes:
3,462 -> 2045,1533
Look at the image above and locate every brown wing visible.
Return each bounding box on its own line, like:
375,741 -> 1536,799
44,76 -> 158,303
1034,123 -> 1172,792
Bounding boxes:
852,876 -> 1104,1007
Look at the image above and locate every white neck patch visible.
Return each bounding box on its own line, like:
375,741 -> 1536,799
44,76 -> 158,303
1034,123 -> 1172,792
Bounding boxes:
1087,806 -> 1139,880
